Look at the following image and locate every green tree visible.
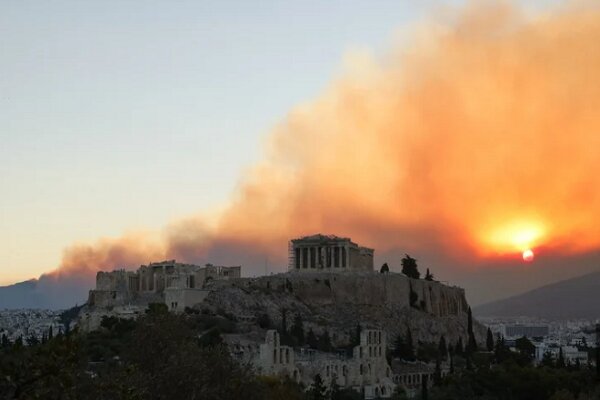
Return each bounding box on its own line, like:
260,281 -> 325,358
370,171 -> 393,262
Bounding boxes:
549,389 -> 576,400
332,387 -> 361,400
290,314 -> 305,345
425,268 -> 434,281
279,308 -> 293,345
466,307 -> 477,354
380,263 -> 390,273
280,308 -> 288,333
438,336 -> 447,360
307,328 -> 319,349
318,331 -> 332,352
26,334 -> 39,346
198,327 -> 223,348
146,302 -> 168,315
307,374 -> 327,400
557,347 -> 566,368
401,254 -> 420,279
257,313 -> 272,329
393,333 -> 405,359
455,337 -> 464,356
486,328 -> 494,352
394,329 -> 415,361
433,357 -> 442,386
257,376 -> 305,400
329,375 -> 361,400
1,334 -> 10,348
515,336 -> 536,364
541,351 -> 555,367
421,374 -> 429,400
391,385 -> 409,400
494,335 -> 511,363
118,312 -> 263,400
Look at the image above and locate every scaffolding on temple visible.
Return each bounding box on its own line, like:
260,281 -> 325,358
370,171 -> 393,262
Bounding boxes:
288,241 -> 295,271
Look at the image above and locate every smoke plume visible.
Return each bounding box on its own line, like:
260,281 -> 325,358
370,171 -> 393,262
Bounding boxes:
52,2 -> 600,303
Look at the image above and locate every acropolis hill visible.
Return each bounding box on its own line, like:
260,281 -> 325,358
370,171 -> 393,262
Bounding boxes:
80,234 -> 484,346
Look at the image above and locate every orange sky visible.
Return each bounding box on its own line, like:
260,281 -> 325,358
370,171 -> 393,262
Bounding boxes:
51,1 -> 600,304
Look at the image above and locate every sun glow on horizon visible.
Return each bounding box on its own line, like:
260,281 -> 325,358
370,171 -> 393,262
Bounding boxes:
483,220 -> 546,256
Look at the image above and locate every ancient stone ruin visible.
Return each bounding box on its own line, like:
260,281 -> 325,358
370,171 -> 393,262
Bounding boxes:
88,260 -> 240,312
288,234 -> 374,272
255,328 -> 395,398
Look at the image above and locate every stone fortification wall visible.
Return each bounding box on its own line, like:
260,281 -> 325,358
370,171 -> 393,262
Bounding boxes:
206,272 -> 484,347
87,289 -> 162,308
96,271 -> 130,292
222,272 -> 467,318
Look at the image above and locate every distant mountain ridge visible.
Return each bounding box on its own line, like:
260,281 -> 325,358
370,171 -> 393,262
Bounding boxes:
474,270 -> 600,319
0,275 -> 90,310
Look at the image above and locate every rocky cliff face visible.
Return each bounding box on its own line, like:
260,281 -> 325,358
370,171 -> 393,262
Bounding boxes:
203,271 -> 485,348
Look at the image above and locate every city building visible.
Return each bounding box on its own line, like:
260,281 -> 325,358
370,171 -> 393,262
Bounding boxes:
503,324 -> 549,338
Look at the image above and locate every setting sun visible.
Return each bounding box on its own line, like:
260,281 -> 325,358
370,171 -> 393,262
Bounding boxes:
522,249 -> 534,262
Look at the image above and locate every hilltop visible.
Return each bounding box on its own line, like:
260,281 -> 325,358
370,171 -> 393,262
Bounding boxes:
195,271 -> 486,347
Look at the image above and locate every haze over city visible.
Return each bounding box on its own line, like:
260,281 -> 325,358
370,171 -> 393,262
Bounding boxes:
2,0 -> 599,306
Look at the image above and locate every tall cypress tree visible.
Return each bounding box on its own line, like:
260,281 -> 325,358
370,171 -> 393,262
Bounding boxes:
467,307 -> 477,353
557,347 -> 566,368
425,268 -> 434,281
494,334 -> 511,363
438,335 -> 447,360
318,331 -> 332,352
1,333 -> 10,348
433,357 -> 442,385
421,374 -> 429,400
393,333 -> 406,359
280,308 -> 288,334
486,328 -> 494,352
290,314 -> 305,345
456,337 -> 464,355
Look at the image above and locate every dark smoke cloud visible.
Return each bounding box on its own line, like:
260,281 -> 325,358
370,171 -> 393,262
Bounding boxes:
47,1 -> 600,305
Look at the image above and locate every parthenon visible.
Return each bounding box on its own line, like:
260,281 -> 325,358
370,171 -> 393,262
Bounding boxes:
288,234 -> 374,272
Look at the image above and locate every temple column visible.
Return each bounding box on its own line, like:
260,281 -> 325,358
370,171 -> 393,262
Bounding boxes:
317,246 -> 322,268
345,246 -> 349,268
303,247 -> 308,269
